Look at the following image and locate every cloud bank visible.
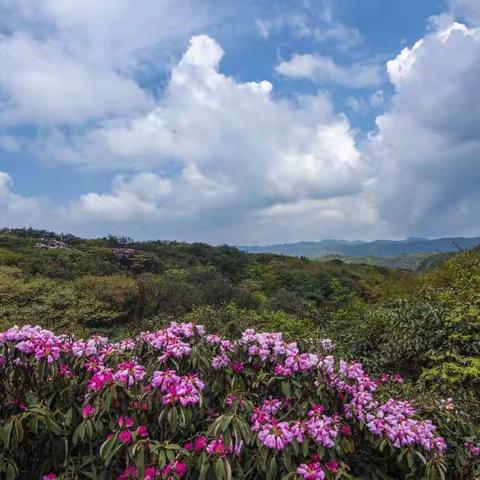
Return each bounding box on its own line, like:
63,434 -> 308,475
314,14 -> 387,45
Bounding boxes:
0,1 -> 479,243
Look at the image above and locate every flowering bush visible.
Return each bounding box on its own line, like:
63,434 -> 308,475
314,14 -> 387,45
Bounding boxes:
0,323 -> 478,479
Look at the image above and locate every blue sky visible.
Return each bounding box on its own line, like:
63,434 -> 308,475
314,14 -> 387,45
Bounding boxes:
0,0 -> 479,244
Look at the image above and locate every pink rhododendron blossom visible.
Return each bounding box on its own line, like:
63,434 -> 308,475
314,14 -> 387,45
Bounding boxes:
258,422 -> 293,450
118,430 -> 132,445
117,416 -> 134,429
118,466 -> 137,480
82,404 -> 96,418
296,462 -> 325,480
465,442 -> 480,456
136,425 -> 149,438
114,360 -> 146,387
326,460 -> 339,473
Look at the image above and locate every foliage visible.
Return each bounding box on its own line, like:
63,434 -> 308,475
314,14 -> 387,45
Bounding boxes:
2,323 -> 476,480
0,228 -> 480,478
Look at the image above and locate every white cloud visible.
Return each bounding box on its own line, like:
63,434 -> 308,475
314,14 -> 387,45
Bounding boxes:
253,2 -> 363,51
346,90 -> 384,113
0,34 -> 151,125
0,35 -> 378,243
0,0 -> 218,125
447,0 -> 480,25
368,22 -> 480,237
71,36 -> 365,206
2,2 -> 478,243
0,171 -> 47,228
276,54 -> 383,88
369,90 -> 384,108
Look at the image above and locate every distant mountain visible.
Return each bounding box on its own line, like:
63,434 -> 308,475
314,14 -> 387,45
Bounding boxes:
239,237 -> 480,258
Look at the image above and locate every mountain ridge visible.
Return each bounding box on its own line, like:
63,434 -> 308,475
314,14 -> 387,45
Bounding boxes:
239,236 -> 480,258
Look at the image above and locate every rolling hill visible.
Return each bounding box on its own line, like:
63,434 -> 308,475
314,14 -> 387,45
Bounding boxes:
239,236 -> 480,258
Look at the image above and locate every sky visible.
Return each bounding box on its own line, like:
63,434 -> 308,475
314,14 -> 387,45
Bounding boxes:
0,0 -> 479,244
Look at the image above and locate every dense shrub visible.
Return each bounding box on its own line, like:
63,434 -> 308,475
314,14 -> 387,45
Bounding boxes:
181,304 -> 321,340
2,323 -> 477,480
75,276 -> 141,327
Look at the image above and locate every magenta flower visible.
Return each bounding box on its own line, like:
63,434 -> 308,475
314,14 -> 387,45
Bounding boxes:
258,421 -> 293,450
82,404 -> 96,418
87,369 -> 114,391
136,425 -> 149,438
194,435 -> 208,452
296,462 -> 325,480
151,370 -> 181,392
465,442 -> 480,456
114,360 -> 146,387
144,466 -> 160,479
118,466 -> 137,480
325,460 -> 339,473
118,430 -> 132,445
117,416 -> 134,429
161,461 -> 187,478
59,363 -> 73,377
174,462 -> 188,477
232,361 -> 244,373
206,436 -> 227,457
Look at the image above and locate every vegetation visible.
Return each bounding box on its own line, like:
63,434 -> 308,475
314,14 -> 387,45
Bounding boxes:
0,228 -> 479,479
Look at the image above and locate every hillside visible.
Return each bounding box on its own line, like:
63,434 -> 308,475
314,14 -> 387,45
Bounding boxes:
0,228 -> 410,338
240,236 -> 480,258
0,228 -> 480,478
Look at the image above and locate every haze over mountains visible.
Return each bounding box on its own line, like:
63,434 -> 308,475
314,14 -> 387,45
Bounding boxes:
239,237 -> 480,258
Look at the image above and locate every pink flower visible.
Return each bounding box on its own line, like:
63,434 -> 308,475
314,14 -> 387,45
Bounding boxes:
258,422 -> 293,450
136,425 -> 149,438
393,373 -> 404,384
114,360 -> 146,387
262,398 -> 283,415
82,404 -> 96,418
341,424 -> 351,437
118,416 -> 134,429
144,466 -> 160,479
296,462 -> 325,480
161,461 -> 187,478
465,442 -> 480,456
326,460 -> 339,473
88,369 -> 114,391
118,430 -> 132,445
59,363 -> 73,377
206,436 -> 227,457
118,466 -> 137,480
232,361 -> 244,373
174,462 -> 188,477
194,435 -> 207,452
42,474 -> 57,480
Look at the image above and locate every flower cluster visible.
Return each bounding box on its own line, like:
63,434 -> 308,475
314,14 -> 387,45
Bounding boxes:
151,370 -> 204,406
0,322 -> 462,480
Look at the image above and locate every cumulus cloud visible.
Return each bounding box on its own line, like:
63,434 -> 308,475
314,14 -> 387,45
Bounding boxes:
0,34 -> 151,125
0,171 -> 48,228
2,1 -> 478,243
276,54 -> 383,88
447,0 -> 480,25
75,36 -> 365,206
0,0 -> 216,125
368,22 -> 480,237
0,34 -> 379,243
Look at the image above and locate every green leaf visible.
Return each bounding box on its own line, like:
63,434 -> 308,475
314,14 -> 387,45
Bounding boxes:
266,455 -> 277,480
0,422 -> 13,449
215,458 -> 225,480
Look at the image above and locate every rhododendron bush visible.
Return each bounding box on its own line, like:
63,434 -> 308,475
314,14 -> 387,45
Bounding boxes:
0,323 -> 477,479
